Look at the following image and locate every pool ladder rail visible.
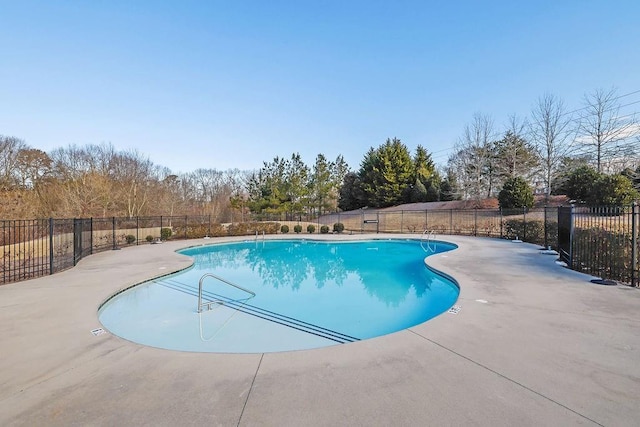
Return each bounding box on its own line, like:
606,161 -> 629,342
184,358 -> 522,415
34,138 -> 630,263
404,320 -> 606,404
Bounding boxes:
420,229 -> 436,253
157,276 -> 360,344
198,273 -> 256,313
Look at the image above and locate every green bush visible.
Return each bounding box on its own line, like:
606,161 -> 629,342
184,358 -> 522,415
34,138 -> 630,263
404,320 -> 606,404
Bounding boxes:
280,224 -> 289,233
125,234 -> 136,244
565,166 -> 600,202
307,224 -> 316,233
227,222 -> 280,236
498,177 -> 534,209
320,225 -> 329,234
589,174 -> 638,206
161,227 -> 172,241
333,222 -> 345,233
145,235 -> 154,242
503,219 -> 545,245
293,224 -> 302,233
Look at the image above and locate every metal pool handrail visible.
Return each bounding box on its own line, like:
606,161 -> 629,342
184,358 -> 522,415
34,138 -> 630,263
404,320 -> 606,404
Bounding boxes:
198,273 -> 256,313
420,229 -> 436,253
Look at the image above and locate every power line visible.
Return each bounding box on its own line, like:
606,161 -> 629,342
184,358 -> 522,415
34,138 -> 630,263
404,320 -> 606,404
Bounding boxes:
562,89 -> 640,117
425,90 -> 640,165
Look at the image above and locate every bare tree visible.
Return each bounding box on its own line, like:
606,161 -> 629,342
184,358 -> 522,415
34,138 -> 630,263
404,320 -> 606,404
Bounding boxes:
0,135 -> 28,190
529,93 -> 576,199
110,150 -> 156,218
449,113 -> 496,199
577,87 -> 639,173
48,144 -> 161,217
49,145 -> 107,216
15,148 -> 52,188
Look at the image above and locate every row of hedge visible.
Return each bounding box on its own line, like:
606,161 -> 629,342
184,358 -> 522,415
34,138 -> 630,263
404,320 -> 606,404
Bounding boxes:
121,222 -> 282,244
122,221 -> 349,243
280,223 -> 345,234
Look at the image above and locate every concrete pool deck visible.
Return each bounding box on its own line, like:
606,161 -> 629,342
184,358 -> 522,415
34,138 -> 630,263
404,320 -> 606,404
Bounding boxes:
1,234 -> 639,426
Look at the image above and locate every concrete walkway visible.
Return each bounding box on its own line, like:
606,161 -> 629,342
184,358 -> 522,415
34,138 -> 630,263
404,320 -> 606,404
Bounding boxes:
1,235 -> 639,426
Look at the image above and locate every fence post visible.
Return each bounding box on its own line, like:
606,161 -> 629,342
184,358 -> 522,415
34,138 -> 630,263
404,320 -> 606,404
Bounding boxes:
90,217 -> 94,254
425,209 -> 428,231
49,218 -> 54,275
544,207 -> 548,249
474,208 -> 478,236
185,215 -> 188,239
523,207 -> 527,242
136,216 -> 139,245
633,202 -> 638,287
112,217 -> 117,250
500,208 -> 503,238
401,210 -> 404,233
449,209 -> 453,234
208,214 -> 211,237
569,205 -> 575,269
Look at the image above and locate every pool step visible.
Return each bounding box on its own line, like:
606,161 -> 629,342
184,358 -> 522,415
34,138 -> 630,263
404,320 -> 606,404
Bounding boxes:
156,278 -> 360,344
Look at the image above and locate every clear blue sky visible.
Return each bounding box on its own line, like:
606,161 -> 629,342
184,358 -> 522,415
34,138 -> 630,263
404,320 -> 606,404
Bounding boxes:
1,0 -> 639,173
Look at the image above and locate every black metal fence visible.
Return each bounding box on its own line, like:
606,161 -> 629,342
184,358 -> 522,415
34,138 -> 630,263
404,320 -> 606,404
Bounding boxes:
560,205 -> 639,286
313,207 -> 558,247
1,207 -> 638,286
1,216 -> 218,285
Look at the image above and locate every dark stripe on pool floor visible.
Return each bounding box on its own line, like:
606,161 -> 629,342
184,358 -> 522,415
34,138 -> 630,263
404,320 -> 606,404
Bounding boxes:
155,278 -> 360,344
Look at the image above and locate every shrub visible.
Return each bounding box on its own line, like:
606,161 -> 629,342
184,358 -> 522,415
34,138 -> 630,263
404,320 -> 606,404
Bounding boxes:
498,177 -> 534,209
227,222 -> 279,236
161,227 -> 172,241
125,234 -> 136,244
504,219 -> 545,245
320,225 -> 329,234
589,174 -> 638,206
333,222 -> 345,233
293,224 -> 302,233
565,166 -> 600,202
280,224 -> 289,233
307,224 -> 316,233
145,235 -> 154,242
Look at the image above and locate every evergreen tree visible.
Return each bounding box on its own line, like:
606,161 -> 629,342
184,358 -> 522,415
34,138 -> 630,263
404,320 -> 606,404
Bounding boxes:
410,177 -> 428,203
498,177 -> 534,209
589,174 -> 638,206
425,175 -> 441,202
564,165 -> 601,203
358,138 -> 414,208
338,172 -> 365,211
310,154 -> 333,215
494,130 -> 539,181
413,145 -> 440,202
439,168 -> 460,201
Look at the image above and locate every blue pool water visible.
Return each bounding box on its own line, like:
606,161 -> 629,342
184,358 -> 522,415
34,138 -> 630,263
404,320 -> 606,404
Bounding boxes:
99,239 -> 459,353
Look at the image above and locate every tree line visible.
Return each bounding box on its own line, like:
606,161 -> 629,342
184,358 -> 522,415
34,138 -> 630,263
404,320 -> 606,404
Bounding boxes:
444,88 -> 640,207
2,87 -> 639,220
0,139 -> 249,220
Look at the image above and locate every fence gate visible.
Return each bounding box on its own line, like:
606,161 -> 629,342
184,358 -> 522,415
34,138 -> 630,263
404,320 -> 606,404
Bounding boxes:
362,212 -> 379,233
557,206 -> 573,267
73,218 -> 92,265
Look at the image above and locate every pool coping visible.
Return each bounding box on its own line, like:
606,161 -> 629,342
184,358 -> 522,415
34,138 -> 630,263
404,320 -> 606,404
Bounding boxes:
1,234 -> 639,426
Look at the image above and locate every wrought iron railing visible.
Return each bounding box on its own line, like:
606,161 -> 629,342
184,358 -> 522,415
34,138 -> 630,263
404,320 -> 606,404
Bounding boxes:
1,206 -> 638,287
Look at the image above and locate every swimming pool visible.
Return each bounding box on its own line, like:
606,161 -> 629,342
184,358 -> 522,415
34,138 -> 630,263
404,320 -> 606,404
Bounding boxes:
98,239 -> 459,353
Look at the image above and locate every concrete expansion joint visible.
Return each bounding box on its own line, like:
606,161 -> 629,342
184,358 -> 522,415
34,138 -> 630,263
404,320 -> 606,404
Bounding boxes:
406,329 -> 604,427
237,353 -> 264,427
